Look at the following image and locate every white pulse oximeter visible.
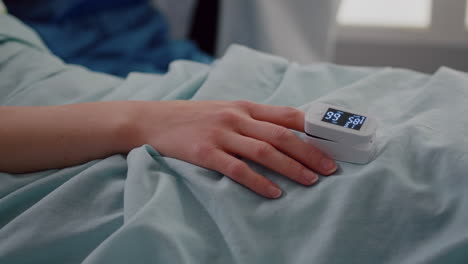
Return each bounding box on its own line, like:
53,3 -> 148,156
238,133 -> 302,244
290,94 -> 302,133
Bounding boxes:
304,103 -> 378,164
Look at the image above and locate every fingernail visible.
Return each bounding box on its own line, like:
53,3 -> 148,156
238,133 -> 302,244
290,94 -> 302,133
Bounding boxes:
302,170 -> 319,185
321,157 -> 337,173
268,186 -> 282,198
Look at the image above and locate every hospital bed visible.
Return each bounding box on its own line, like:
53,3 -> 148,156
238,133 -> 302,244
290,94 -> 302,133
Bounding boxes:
1,12 -> 468,264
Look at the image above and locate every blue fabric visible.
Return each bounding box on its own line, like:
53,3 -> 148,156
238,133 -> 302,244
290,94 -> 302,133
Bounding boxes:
2,14 -> 468,264
4,0 -> 212,77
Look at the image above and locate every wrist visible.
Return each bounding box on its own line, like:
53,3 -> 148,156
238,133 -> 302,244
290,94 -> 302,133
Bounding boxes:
111,101 -> 147,153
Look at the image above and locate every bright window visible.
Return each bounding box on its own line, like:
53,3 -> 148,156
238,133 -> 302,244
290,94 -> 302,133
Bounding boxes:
337,0 -> 432,28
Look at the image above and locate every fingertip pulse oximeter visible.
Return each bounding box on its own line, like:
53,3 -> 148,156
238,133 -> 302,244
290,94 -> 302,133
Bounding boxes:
304,103 -> 378,164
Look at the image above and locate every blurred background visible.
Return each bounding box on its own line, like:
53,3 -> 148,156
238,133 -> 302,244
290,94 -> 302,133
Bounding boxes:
163,0 -> 468,73
6,0 -> 468,74
335,0 -> 468,73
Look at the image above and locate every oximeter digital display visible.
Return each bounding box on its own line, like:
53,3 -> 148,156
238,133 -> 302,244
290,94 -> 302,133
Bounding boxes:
321,108 -> 366,131
304,103 -> 378,164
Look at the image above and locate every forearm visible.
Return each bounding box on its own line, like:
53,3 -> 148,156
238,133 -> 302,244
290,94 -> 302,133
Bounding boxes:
0,101 -> 144,173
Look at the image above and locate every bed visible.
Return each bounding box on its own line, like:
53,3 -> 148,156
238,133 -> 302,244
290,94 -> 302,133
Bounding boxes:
1,13 -> 468,264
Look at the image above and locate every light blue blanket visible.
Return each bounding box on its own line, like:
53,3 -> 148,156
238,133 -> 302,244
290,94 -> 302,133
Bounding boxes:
1,14 -> 468,264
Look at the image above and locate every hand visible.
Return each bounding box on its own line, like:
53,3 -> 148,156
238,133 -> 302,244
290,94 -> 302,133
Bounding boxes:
132,100 -> 337,199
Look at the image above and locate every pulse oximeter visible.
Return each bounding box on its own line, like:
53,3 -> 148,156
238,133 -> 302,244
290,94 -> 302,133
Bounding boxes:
304,103 -> 378,164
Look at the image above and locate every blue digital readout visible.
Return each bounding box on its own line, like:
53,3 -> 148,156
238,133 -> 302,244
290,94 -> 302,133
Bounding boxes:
321,108 -> 366,130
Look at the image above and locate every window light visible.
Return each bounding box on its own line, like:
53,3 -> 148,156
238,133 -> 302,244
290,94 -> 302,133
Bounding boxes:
338,0 -> 432,28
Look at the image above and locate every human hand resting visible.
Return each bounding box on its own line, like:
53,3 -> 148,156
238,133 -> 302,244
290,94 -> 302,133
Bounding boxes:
0,100 -> 337,199
130,100 -> 337,198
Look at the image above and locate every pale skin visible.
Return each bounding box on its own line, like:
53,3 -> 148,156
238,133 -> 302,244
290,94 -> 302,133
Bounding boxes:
0,100 -> 337,198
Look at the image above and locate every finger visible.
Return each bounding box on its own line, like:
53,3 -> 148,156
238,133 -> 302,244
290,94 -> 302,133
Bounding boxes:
236,101 -> 305,132
222,133 -> 320,186
239,119 -> 337,175
202,149 -> 283,199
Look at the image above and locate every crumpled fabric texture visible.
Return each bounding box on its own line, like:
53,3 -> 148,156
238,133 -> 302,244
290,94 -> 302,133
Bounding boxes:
1,13 -> 468,264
